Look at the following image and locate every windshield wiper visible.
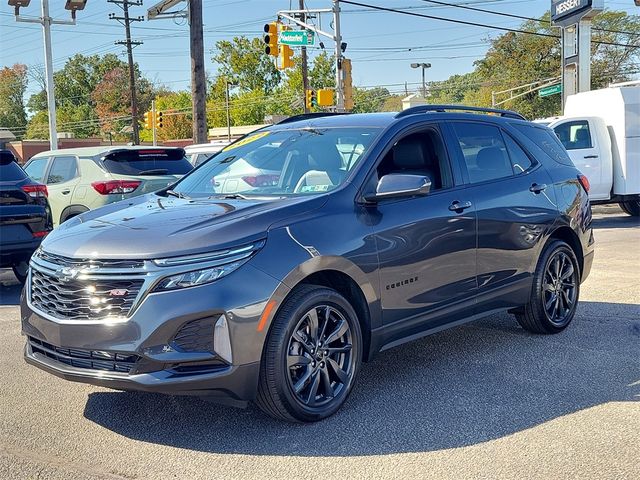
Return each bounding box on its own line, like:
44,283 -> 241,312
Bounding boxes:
166,189 -> 190,199
136,168 -> 169,175
219,193 -> 249,200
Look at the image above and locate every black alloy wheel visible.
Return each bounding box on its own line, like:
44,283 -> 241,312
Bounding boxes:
255,285 -> 362,422
515,240 -> 580,334
286,305 -> 355,408
541,250 -> 578,326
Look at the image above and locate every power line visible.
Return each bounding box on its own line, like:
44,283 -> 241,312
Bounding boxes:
339,0 -> 640,49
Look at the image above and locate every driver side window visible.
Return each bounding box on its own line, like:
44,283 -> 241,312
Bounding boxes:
376,127 -> 452,191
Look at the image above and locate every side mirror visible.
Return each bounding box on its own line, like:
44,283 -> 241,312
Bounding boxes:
364,173 -> 431,203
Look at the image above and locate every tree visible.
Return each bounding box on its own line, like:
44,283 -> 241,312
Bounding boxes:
351,87 -> 391,113
0,64 -> 28,136
140,91 -> 193,142
213,37 -> 281,94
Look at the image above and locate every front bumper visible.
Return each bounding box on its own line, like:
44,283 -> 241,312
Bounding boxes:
21,263 -> 283,406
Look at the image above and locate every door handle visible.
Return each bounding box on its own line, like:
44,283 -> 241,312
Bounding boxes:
529,183 -> 547,194
583,155 -> 598,159
448,200 -> 472,212
61,189 -> 71,195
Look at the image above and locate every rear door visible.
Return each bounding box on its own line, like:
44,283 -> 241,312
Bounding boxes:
447,120 -> 558,311
45,155 -> 80,225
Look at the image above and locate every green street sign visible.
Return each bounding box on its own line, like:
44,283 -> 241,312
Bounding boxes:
279,30 -> 315,46
539,84 -> 562,97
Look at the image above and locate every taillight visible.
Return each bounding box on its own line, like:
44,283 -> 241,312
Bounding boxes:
91,180 -> 141,195
578,174 -> 590,193
21,184 -> 48,198
241,174 -> 280,187
32,230 -> 49,238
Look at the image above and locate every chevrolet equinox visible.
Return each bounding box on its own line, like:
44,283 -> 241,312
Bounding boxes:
21,106 -> 594,422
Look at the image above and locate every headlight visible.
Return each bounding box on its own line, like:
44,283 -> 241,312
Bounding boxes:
152,240 -> 264,291
153,260 -> 247,291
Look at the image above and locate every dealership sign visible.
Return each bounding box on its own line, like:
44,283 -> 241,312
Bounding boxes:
551,0 -> 603,25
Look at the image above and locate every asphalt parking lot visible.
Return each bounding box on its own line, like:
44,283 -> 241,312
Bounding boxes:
0,206 -> 638,480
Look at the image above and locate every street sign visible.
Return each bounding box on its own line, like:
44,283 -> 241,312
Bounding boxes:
279,30 -> 315,46
551,0 -> 603,26
539,84 -> 562,97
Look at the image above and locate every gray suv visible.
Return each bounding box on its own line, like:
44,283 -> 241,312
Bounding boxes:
21,107 -> 594,422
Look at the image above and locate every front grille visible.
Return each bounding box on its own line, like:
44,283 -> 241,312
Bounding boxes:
36,250 -> 144,270
172,317 -> 216,353
28,337 -> 140,373
30,268 -> 144,321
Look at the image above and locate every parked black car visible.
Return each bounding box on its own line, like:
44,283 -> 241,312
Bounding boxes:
21,106 -> 594,422
0,150 -> 53,282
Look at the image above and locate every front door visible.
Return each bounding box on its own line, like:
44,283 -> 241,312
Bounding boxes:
367,125 -> 477,335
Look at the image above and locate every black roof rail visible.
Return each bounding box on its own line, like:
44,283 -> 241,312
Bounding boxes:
276,112 -> 349,125
395,104 -> 526,121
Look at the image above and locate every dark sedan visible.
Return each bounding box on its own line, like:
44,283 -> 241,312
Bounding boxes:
0,150 -> 53,283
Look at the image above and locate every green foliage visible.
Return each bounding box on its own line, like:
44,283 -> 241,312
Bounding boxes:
0,64 -> 28,136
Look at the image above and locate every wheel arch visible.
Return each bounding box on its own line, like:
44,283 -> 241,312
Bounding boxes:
546,225 -> 584,277
59,204 -> 89,224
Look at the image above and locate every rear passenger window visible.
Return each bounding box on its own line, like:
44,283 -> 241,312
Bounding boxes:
47,156 -> 78,184
24,158 -> 48,183
553,120 -> 592,150
503,134 -> 533,173
512,124 -> 573,166
451,122 -> 513,184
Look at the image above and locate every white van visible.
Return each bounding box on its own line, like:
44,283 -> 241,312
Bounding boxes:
184,141 -> 230,167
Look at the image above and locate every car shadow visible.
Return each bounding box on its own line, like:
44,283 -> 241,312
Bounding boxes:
591,212 -> 640,229
83,300 -> 639,456
0,269 -> 22,306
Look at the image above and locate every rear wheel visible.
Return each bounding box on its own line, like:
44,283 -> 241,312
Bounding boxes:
12,261 -> 28,284
515,240 -> 580,334
255,285 -> 362,423
619,197 -> 640,216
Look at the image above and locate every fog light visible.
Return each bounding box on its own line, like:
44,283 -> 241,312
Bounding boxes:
214,315 -> 232,363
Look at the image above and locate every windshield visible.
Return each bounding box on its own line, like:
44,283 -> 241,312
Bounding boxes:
173,127 -> 380,198
103,149 -> 193,176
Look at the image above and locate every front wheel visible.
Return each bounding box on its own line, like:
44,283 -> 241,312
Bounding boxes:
255,285 -> 362,423
619,197 -> 640,217
514,240 -> 580,334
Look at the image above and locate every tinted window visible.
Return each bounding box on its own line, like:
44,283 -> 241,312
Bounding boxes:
0,155 -> 27,181
376,128 -> 452,190
452,122 -> 513,183
24,158 -> 49,183
47,156 -> 78,184
553,120 -> 592,150
103,149 -> 193,176
503,133 -> 533,173
513,124 -> 573,166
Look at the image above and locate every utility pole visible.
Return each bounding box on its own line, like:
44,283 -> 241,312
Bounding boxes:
299,0 -> 310,113
189,0 -> 207,143
12,0 -> 83,150
109,0 -> 144,145
333,0 -> 345,112
151,99 -> 157,146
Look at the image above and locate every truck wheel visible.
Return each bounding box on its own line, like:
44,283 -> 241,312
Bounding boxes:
619,198 -> 640,216
255,285 -> 362,423
514,240 -> 580,334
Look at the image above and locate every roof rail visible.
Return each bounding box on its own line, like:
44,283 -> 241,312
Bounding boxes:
276,112 -> 349,125
395,104 -> 526,121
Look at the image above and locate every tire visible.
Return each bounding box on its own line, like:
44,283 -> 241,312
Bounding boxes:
515,240 -> 580,334
12,261 -> 28,284
255,284 -> 362,423
619,198 -> 640,217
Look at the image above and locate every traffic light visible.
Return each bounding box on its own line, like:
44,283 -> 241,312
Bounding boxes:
279,44 -> 294,70
155,111 -> 164,129
305,89 -> 316,110
263,22 -> 278,57
342,58 -> 354,111
144,111 -> 153,129
317,89 -> 334,107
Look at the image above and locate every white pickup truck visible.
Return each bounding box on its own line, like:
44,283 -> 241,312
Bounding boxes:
539,82 -> 640,216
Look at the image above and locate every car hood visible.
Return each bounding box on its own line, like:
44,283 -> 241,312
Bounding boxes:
41,193 -> 325,259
